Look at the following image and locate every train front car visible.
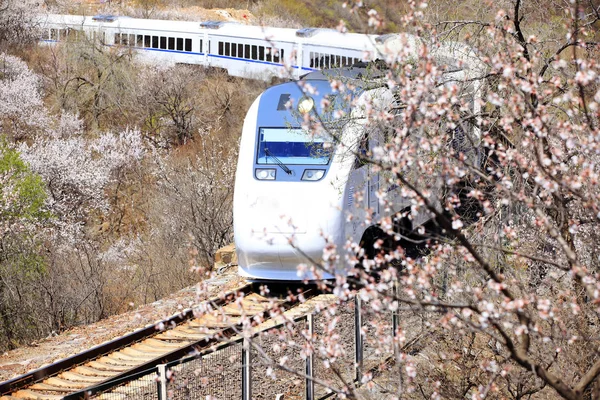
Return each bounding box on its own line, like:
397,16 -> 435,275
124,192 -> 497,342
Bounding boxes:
234,69 -> 380,281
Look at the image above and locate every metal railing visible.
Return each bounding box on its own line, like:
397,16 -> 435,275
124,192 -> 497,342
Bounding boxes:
66,295 -> 398,400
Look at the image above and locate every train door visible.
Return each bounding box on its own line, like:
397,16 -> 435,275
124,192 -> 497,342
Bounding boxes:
202,32 -> 209,66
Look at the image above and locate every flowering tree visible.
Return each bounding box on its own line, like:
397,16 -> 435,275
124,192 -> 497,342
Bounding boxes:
19,127 -> 145,235
0,0 -> 42,51
0,53 -> 50,139
202,1 -> 600,399
0,46 -> 152,345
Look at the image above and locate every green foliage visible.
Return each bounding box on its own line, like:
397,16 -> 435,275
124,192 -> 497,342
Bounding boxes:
0,140 -> 51,351
0,139 -> 48,221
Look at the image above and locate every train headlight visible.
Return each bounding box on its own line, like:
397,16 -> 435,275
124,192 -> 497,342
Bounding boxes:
256,168 -> 276,180
298,96 -> 315,114
301,169 -> 325,181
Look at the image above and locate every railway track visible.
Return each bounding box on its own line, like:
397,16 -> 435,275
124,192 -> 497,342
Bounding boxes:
0,282 -> 316,400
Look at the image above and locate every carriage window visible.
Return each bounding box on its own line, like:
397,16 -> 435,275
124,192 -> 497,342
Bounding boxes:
250,45 -> 257,60
185,38 -> 192,52
168,37 -> 175,50
152,36 -> 158,48
114,33 -> 120,44
144,35 -> 151,47
231,42 -> 237,57
137,35 -> 143,47
273,49 -> 281,63
238,43 -> 243,58
159,37 -> 167,49
176,38 -> 183,51
224,42 -> 230,56
259,46 -> 265,60
266,47 -> 272,62
129,34 -> 135,46
122,34 -> 128,45
218,41 -> 224,55
244,44 -> 250,59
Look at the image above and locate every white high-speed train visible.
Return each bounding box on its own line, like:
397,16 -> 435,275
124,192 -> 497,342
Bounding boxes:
41,14 -> 484,280
233,41 -> 485,281
40,14 -> 389,80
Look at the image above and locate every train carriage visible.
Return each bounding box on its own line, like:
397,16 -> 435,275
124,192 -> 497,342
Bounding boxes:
39,14 -> 381,80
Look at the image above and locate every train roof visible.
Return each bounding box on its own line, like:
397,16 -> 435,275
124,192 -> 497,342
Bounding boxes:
43,14 -> 379,50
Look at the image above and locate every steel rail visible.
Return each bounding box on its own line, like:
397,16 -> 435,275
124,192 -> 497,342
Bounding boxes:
0,283 -> 256,396
62,283 -> 315,399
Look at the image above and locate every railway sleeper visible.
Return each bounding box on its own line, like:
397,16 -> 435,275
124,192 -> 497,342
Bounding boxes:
142,338 -> 192,347
44,377 -> 90,389
87,360 -> 133,371
189,314 -> 241,328
21,383 -> 71,393
98,356 -> 142,366
73,366 -> 119,377
120,347 -> 165,358
58,372 -> 107,383
221,304 -> 269,316
175,326 -> 217,336
131,343 -> 177,353
12,389 -> 65,400
154,330 -> 207,340
106,352 -> 155,362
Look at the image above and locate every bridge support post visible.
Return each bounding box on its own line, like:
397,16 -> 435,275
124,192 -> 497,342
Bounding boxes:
354,296 -> 363,382
392,280 -> 399,340
242,337 -> 252,400
306,313 -> 314,400
157,364 -> 168,400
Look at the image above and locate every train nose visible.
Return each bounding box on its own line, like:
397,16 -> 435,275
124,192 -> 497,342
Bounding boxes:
245,195 -> 307,234
234,185 -> 341,280
236,234 -> 330,280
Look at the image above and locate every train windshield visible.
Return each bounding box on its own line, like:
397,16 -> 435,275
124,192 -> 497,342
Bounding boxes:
256,128 -> 332,165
